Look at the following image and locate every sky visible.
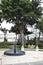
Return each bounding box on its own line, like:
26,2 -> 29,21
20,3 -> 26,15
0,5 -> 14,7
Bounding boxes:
40,0 -> 43,7
1,20 -> 14,30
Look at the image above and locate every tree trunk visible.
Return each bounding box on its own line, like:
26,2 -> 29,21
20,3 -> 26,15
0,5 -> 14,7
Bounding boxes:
36,31 -> 40,51
20,31 -> 24,51
35,30 -> 38,50
19,23 -> 25,51
21,32 -> 24,51
38,31 -> 41,46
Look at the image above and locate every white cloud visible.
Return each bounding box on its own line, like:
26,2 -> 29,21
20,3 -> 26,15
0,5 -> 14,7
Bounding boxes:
40,3 -> 43,7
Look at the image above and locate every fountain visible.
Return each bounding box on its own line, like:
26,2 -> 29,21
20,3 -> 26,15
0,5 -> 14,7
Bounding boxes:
4,33 -> 25,56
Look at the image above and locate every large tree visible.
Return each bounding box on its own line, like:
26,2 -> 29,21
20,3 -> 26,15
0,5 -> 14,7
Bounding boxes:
37,19 -> 43,40
0,0 -> 42,50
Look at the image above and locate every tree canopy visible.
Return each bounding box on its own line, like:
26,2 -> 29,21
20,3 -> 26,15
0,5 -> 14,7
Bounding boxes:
0,0 -> 42,33
0,0 -> 42,23
37,20 -> 43,32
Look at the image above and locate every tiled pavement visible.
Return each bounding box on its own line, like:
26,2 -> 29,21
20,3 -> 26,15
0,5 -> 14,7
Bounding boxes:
4,61 -> 43,65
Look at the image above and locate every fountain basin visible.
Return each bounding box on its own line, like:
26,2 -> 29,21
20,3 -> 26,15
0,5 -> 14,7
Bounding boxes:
4,49 -> 25,56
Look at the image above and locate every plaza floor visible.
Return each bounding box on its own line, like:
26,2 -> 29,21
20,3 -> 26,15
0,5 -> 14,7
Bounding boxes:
0,49 -> 43,65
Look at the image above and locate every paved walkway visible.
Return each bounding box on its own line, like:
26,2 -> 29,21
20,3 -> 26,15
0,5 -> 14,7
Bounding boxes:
0,49 -> 43,65
11,61 -> 43,65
